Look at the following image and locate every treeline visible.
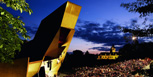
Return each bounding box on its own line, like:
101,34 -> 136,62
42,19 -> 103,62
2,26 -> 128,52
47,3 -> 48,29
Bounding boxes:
119,42 -> 153,60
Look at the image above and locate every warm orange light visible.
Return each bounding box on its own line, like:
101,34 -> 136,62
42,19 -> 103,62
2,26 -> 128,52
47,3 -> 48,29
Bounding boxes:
132,36 -> 137,40
97,54 -> 119,60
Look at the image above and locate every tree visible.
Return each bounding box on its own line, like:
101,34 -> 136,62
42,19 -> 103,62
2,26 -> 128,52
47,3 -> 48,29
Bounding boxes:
0,0 -> 32,63
73,50 -> 83,56
85,50 -> 90,55
120,0 -> 153,38
121,0 -> 153,17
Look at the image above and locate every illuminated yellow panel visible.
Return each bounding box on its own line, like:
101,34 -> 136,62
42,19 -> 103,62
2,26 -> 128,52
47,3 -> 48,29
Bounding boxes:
50,61 -> 61,76
62,29 -> 75,46
60,43 -> 71,62
45,29 -> 60,58
61,1 -> 81,29
27,60 -> 42,77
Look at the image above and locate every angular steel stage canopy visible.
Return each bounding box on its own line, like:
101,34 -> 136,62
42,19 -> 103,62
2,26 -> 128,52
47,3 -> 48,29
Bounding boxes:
0,1 -> 81,77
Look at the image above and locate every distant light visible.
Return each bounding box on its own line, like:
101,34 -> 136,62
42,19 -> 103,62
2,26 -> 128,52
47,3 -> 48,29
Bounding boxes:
132,36 -> 137,40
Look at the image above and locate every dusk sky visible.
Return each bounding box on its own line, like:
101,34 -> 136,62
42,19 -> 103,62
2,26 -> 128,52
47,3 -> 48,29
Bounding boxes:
1,0 -> 153,54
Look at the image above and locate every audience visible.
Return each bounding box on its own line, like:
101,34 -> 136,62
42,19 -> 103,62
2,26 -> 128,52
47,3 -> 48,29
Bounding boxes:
64,58 -> 151,77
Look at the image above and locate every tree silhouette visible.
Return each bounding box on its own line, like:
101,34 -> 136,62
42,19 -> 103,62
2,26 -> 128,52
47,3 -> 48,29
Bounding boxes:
121,0 -> 153,17
119,42 -> 153,60
85,50 -> 90,55
73,50 -> 84,56
120,0 -> 153,38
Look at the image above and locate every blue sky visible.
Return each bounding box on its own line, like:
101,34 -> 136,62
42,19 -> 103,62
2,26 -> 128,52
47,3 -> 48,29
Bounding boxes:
1,0 -> 153,54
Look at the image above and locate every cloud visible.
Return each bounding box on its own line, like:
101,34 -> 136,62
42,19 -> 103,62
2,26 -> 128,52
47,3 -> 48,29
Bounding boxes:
89,46 -> 121,51
74,20 -> 127,51
24,26 -> 38,39
24,26 -> 38,35
89,46 -> 110,51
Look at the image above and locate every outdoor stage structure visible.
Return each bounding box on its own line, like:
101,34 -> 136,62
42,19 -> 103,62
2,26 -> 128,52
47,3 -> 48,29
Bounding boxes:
0,1 -> 81,77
